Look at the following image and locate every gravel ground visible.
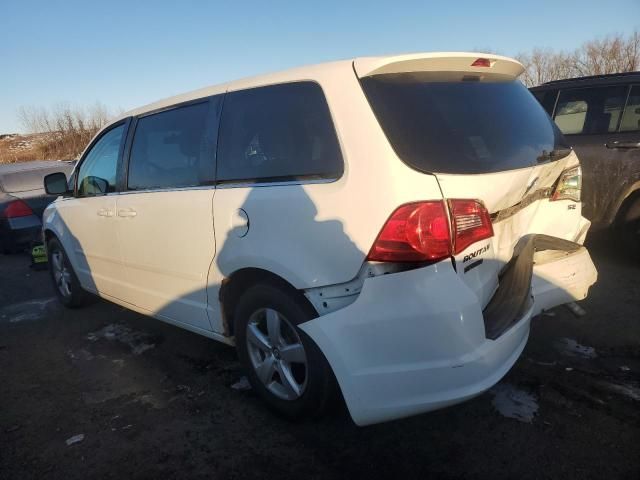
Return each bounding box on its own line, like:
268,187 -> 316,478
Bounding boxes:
0,232 -> 638,479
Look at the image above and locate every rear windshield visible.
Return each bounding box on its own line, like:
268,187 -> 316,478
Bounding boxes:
361,73 -> 568,174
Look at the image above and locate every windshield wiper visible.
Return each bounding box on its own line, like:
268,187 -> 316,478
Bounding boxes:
536,147 -> 573,164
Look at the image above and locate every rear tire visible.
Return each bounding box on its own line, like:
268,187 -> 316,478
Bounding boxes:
47,237 -> 90,308
234,282 -> 337,420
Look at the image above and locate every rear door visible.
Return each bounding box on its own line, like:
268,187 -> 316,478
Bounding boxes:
115,98 -> 220,331
550,85 -> 631,227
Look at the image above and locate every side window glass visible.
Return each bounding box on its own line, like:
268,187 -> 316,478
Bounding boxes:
127,101 -> 214,191
532,90 -> 557,116
77,124 -> 124,197
554,86 -> 627,135
217,82 -> 343,182
620,86 -> 640,132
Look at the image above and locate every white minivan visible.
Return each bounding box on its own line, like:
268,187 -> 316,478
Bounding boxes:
43,52 -> 597,426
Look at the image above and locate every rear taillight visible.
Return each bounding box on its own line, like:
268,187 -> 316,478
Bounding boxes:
367,199 -> 493,263
448,199 -> 494,254
3,199 -> 33,218
551,165 -> 581,202
367,201 -> 451,263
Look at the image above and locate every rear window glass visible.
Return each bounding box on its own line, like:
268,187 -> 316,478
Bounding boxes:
217,82 -> 343,183
361,73 -> 568,174
128,101 -> 216,190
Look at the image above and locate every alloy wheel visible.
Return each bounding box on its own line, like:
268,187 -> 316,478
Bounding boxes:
245,308 -> 308,400
51,249 -> 72,298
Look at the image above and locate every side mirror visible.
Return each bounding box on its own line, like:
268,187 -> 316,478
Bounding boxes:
44,172 -> 70,195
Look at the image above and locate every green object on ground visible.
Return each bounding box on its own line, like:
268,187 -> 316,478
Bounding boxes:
31,244 -> 47,264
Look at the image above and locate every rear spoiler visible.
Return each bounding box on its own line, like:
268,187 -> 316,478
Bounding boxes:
354,52 -> 524,79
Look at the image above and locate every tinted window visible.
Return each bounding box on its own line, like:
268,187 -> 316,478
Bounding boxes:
128,101 -> 215,190
532,89 -> 557,115
554,86 -> 627,135
361,73 -> 568,174
77,124 -> 124,196
620,85 -> 640,132
217,82 -> 343,182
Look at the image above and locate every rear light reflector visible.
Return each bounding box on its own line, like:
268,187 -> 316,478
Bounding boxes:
4,199 -> 33,218
471,58 -> 492,67
449,199 -> 493,254
367,201 -> 451,263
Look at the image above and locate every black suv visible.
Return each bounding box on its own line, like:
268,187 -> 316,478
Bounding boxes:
531,73 -> 640,250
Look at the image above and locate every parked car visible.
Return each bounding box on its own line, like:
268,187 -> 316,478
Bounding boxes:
530,73 -> 640,251
0,160 -> 75,254
42,52 -> 597,426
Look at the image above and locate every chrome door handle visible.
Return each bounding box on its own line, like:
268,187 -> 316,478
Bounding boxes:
97,208 -> 114,217
118,208 -> 137,218
606,141 -> 640,149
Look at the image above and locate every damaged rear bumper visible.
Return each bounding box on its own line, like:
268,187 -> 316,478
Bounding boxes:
299,236 -> 597,426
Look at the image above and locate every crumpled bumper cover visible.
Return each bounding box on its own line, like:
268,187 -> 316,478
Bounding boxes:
299,238 -> 597,426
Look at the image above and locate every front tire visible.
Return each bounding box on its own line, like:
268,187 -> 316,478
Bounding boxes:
47,237 -> 89,308
234,282 -> 337,420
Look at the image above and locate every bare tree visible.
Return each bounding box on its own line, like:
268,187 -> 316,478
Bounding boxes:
517,30 -> 640,87
517,48 -> 576,87
15,102 -> 116,160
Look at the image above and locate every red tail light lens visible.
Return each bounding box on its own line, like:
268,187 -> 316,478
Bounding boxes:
471,58 -> 492,67
367,201 -> 451,263
4,199 -> 33,218
449,199 -> 493,254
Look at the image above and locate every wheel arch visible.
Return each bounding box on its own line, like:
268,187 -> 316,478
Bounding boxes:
219,267 -> 318,337
614,187 -> 640,225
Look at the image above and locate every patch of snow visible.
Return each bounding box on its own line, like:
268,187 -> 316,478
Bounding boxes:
600,381 -> 640,401
231,376 -> 252,391
87,323 -> 155,355
0,297 -> 57,323
65,434 -> 85,446
490,383 -> 539,423
555,337 -> 597,359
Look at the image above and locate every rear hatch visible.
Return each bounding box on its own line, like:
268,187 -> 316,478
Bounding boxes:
355,53 -> 584,310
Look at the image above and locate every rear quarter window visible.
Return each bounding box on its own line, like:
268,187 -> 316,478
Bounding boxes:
216,82 -> 343,183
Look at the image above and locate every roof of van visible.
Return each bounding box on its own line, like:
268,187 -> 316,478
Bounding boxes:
118,52 -> 523,121
530,71 -> 640,91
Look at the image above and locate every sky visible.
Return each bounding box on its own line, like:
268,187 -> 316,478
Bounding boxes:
1,0 -> 638,133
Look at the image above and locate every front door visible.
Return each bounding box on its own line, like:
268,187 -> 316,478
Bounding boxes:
54,123 -> 126,298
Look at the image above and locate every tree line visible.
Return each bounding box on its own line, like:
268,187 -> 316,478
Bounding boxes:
516,30 -> 639,87
7,30 -> 639,163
